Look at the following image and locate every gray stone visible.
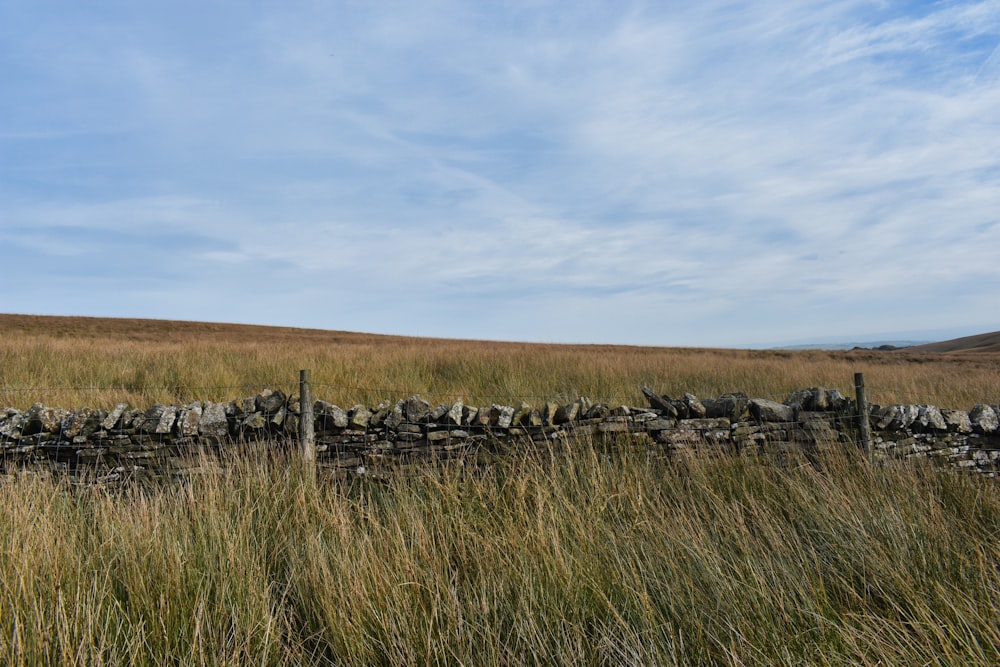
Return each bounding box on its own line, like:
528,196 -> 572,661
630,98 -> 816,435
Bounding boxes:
641,387 -> 677,417
178,402 -> 203,437
587,403 -> 610,420
542,402 -> 560,426
269,406 -> 286,428
63,407 -> 101,439
784,389 -> 814,411
679,418 -> 731,430
941,409 -> 973,434
316,402 -> 349,430
463,405 -> 479,425
138,404 -> 176,434
446,399 -> 464,426
385,400 -> 406,429
0,410 -> 27,439
644,419 -> 676,431
256,389 -> 286,416
553,401 -> 580,424
683,393 -> 707,418
404,396 -> 430,423
705,393 -> 750,421
750,399 -> 795,424
25,403 -> 70,435
241,412 -> 266,430
511,401 -> 533,427
199,401 -> 230,438
969,405 -> 998,433
429,404 -> 450,422
472,407 -> 491,427
349,405 -> 372,430
878,405 -> 919,431
492,404 -> 515,428
917,405 -> 947,431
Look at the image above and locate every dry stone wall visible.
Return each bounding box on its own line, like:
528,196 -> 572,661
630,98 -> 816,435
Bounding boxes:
1,387 -> 998,482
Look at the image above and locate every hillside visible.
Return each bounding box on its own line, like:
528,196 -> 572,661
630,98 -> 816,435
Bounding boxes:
909,330 -> 1000,353
2,314 -> 998,410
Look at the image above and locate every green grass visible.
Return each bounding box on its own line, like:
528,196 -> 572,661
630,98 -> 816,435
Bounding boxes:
2,442 -> 998,665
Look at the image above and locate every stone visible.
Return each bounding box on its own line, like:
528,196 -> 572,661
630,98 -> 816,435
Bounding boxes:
587,403 -> 610,420
553,401 -> 580,425
542,402 -> 560,426
644,418 -> 676,431
511,401 -> 533,426
678,418 -> 731,430
62,407 -> 101,439
916,406 -> 947,431
641,387 -> 677,417
705,393 -> 750,421
492,404 -> 515,428
598,421 -> 629,433
256,389 -> 286,416
462,405 -> 479,425
429,404 -> 450,422
315,402 -> 349,430
177,402 -> 203,437
472,407 -> 491,427
138,404 -> 177,434
969,405 -> 998,433
25,403 -> 70,435
683,393 -> 707,418
749,399 -> 795,424
941,409 -> 972,434
241,412 -> 267,430
877,405 -> 919,431
349,405 -> 372,430
784,389 -> 814,411
199,401 -> 230,438
404,396 -> 430,423
369,401 -> 391,427
427,430 -> 451,442
446,399 -> 464,426
385,400 -> 406,429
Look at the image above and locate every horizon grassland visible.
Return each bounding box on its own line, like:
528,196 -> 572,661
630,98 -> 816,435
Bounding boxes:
1,314 -> 998,410
1,314 -> 999,665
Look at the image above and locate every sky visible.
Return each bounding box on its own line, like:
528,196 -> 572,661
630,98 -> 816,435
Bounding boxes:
2,1 -> 999,348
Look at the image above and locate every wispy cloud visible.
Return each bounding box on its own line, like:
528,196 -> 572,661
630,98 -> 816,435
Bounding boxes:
1,1 -> 998,345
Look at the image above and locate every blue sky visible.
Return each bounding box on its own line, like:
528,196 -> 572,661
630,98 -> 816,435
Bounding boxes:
2,1 -> 998,347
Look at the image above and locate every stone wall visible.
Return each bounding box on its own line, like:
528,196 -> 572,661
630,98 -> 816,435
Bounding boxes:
1,386 -> 998,482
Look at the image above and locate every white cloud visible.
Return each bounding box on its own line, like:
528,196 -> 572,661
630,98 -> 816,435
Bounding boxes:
1,0 -> 998,345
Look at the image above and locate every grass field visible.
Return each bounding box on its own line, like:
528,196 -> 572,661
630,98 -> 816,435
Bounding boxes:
1,314 -> 998,410
2,314 -> 999,665
1,444 -> 998,666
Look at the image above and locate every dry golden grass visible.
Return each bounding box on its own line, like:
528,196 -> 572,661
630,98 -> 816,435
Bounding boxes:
1,444 -> 998,665
1,314 -> 998,410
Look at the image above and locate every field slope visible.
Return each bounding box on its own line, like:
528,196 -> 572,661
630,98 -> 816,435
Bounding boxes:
1,314 -> 998,410
908,330 -> 1000,354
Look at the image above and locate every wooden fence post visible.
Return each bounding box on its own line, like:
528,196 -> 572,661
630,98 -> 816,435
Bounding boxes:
299,369 -> 315,467
854,372 -> 873,462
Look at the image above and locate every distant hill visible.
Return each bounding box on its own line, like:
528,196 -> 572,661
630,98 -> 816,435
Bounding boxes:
908,331 -> 1000,353
774,340 -> 928,351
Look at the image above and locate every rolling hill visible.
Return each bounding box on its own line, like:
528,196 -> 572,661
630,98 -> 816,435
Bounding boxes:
908,331 -> 1000,353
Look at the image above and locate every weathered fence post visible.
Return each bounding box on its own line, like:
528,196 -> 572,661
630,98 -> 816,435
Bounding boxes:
854,372 -> 873,462
299,369 -> 315,467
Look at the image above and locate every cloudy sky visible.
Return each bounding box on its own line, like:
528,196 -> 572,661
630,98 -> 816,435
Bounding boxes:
2,1 -> 998,347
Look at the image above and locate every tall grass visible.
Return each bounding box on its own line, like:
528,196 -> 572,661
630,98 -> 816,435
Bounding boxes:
1,443 -> 998,665
1,315 -> 998,409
